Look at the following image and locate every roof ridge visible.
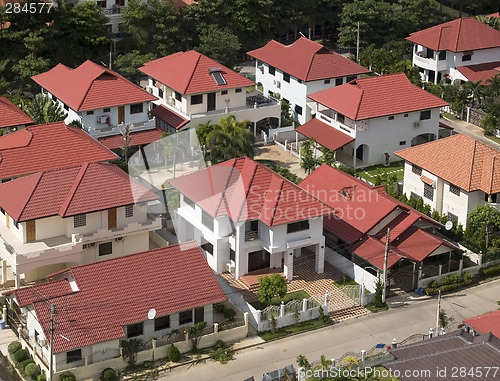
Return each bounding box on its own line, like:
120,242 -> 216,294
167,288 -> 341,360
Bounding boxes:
237,158 -> 258,221
267,177 -> 285,226
17,172 -> 44,222
58,163 -> 90,217
213,159 -> 238,218
75,61 -> 107,111
185,51 -> 202,94
454,18 -> 463,52
468,139 -> 478,191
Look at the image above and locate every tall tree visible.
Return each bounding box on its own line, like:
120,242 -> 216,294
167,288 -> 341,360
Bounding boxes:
195,26 -> 241,68
23,94 -> 67,124
463,203 -> 500,253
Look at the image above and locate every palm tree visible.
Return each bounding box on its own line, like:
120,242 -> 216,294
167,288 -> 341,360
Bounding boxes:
300,138 -> 319,174
464,80 -> 485,108
486,73 -> 500,99
481,113 -> 499,136
23,93 -> 67,124
163,132 -> 188,178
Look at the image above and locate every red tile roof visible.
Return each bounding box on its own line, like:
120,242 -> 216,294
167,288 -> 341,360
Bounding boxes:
0,96 -> 34,129
98,128 -> 164,150
139,51 -> 254,95
395,227 -> 457,262
464,310 -> 500,338
170,157 -> 334,226
350,237 -> 404,269
406,17 -> 500,52
395,134 -> 500,194
488,12 -> 500,18
151,105 -> 189,130
308,73 -> 448,121
456,61 -> 500,84
296,119 -> 354,151
247,37 -> 370,81
0,122 -> 118,179
32,60 -> 156,111
0,162 -> 158,222
13,242 -> 226,353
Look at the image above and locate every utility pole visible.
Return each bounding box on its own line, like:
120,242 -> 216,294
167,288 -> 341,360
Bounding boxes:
382,228 -> 390,304
356,21 -> 360,64
436,290 -> 441,335
49,304 -> 55,381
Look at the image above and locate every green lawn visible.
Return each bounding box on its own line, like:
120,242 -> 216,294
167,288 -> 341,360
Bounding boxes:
258,317 -> 331,341
333,276 -> 359,287
250,290 -> 311,311
441,111 -> 457,120
356,161 -> 405,183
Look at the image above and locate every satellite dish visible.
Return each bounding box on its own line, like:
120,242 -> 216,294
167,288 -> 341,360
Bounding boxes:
147,308 -> 156,320
444,220 -> 453,231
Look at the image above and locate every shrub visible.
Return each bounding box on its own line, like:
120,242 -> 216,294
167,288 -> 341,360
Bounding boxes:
223,308 -> 236,321
14,349 -> 29,363
100,368 -> 117,381
213,303 -> 225,313
25,363 -> 40,380
440,273 -> 462,286
37,374 -> 46,381
429,280 -> 439,289
8,341 -> 22,354
60,371 -> 76,381
482,263 -> 500,278
463,272 -> 473,285
143,361 -> 153,368
425,288 -> 438,296
20,358 -> 35,369
167,344 -> 180,362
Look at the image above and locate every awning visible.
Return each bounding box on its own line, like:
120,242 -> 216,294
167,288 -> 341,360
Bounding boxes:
296,118 -> 354,151
151,105 -> 189,130
420,175 -> 434,185
98,128 -> 164,149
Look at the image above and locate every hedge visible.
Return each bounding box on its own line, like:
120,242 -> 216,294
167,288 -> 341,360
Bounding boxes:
14,349 -> 29,363
424,272 -> 473,296
25,363 -> 40,380
482,263 -> 500,278
60,371 -> 76,381
8,341 -> 22,354
100,368 -> 117,381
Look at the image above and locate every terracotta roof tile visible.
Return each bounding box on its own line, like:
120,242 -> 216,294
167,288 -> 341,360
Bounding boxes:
151,105 -> 189,130
139,51 -> 254,95
13,242 -> 226,353
0,122 -> 118,179
309,73 -> 448,121
0,162 -> 158,221
456,61 -> 500,84
32,61 -> 156,111
395,134 -> 500,193
98,128 -> 164,150
420,175 -> 434,185
406,17 -> 500,52
0,96 -> 34,129
464,310 -> 500,338
296,119 -> 354,151
247,37 -> 370,81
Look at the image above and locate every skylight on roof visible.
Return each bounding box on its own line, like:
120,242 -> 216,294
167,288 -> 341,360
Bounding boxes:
210,68 -> 226,86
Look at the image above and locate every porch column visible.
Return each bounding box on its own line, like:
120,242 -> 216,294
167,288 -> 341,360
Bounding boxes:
284,250 -> 294,281
352,148 -> 357,168
14,272 -> 20,289
1,260 -> 6,285
253,122 -> 257,137
315,241 -> 325,274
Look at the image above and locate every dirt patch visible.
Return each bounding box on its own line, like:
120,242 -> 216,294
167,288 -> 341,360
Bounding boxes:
254,144 -> 307,178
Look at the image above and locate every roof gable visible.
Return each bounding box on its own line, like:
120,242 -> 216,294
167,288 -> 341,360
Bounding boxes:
308,73 -> 448,120
464,310 -> 500,338
0,96 -> 34,129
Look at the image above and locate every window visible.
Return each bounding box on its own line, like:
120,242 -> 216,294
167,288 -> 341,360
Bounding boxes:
346,75 -> 356,82
268,66 -> 275,75
97,0 -> 106,7
87,110 -> 94,115
235,88 -> 242,93
51,94 -> 57,101
130,103 -> 143,114
201,210 -> 214,230
335,78 -> 343,86
420,110 -> 431,120
99,242 -> 112,256
425,48 -> 434,59
74,214 -> 86,228
283,73 -> 290,83
104,108 -> 110,112
63,104 -> 69,111
449,184 -> 460,196
337,113 -> 345,124
423,183 -> 434,201
410,191 -> 422,201
66,349 -> 82,364
324,79 -> 331,84
438,51 -> 446,61
462,54 -> 472,62
191,94 -> 203,105
485,193 -> 498,203
297,79 -> 302,84
399,141 -> 406,146
388,115 -> 394,120
230,248 -> 235,262
294,105 -> 303,116
447,212 -> 458,222
154,315 -> 170,331
287,220 -> 309,234
184,196 -> 195,208
201,241 -> 213,255
175,91 -> 182,102
412,164 -> 422,176
221,90 -> 228,95
158,88 -> 164,99
179,310 -> 192,325
404,113 -> 409,118
125,204 -> 134,218
127,322 -> 143,338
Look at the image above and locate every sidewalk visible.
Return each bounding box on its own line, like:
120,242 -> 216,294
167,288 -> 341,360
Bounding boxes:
0,325 -> 17,356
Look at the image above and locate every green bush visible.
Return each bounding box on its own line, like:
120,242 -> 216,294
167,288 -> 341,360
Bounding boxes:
59,371 -> 76,381
167,344 -> 180,362
143,360 -> 153,368
482,263 -> 500,277
100,368 -> 117,381
37,374 -> 46,381
463,272 -> 473,285
25,363 -> 40,380
440,273 -> 462,286
213,303 -> 225,313
8,341 -> 22,354
223,308 -> 236,320
14,349 -> 29,363
429,280 -> 439,289
20,358 -> 35,369
424,288 -> 438,296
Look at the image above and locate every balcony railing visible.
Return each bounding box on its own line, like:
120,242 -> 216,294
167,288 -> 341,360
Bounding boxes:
245,230 -> 259,241
317,111 -> 357,138
84,119 -> 156,138
102,6 -> 121,15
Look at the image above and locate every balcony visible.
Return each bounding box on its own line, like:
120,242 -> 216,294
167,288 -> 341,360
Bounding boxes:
316,111 -> 357,138
81,215 -> 162,243
102,6 -> 121,15
245,230 -> 259,241
84,119 -> 156,139
412,52 -> 448,72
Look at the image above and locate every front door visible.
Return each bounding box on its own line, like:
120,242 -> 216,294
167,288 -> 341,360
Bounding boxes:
108,208 -> 117,229
26,220 -> 36,242
356,145 -> 364,161
118,106 -> 125,124
194,307 -> 204,323
207,92 -> 216,112
248,250 -> 270,272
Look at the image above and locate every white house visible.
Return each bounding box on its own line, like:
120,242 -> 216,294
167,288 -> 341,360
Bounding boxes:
0,96 -> 34,133
407,17 -> 500,84
139,51 -> 281,135
169,157 -> 334,281
9,242 -> 227,380
247,37 -> 370,124
395,133 -> 500,227
298,73 -> 448,167
0,162 -> 161,287
31,60 -> 157,140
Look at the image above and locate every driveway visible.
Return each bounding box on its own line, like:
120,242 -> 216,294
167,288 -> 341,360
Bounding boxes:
441,117 -> 500,151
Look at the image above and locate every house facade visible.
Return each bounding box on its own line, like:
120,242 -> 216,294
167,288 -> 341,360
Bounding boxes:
407,17 -> 500,84
0,96 -> 34,133
170,157 -> 333,280
247,37 -> 370,124
32,60 -> 157,140
395,134 -> 500,227
9,242 -> 226,380
0,163 -> 161,287
139,51 -> 281,134
300,73 -> 448,167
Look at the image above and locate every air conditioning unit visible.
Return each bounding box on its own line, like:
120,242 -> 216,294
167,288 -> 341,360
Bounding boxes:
40,339 -> 47,347
274,80 -> 281,88
168,96 -> 175,104
146,87 -> 153,94
414,121 -> 422,128
226,262 -> 235,274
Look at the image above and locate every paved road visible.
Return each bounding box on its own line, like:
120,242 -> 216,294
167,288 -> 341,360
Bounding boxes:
441,117 -> 500,151
159,279 -> 500,381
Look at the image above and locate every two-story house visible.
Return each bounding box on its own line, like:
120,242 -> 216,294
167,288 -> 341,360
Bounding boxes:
8,241 -> 226,380
0,162 -> 160,287
0,96 -> 34,133
0,121 -> 118,182
169,157 -> 333,281
407,17 -> 500,84
298,73 -> 448,167
139,50 -> 281,134
395,133 -> 500,227
31,60 -> 158,142
247,37 -> 371,124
